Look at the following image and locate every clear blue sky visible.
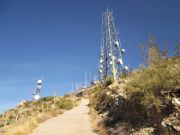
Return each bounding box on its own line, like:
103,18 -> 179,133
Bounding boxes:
0,0 -> 180,113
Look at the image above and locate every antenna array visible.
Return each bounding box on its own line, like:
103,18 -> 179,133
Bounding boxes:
99,9 -> 128,82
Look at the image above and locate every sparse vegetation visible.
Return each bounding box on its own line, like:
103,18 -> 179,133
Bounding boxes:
89,34 -> 180,135
0,96 -> 80,135
89,57 -> 180,134
56,98 -> 74,110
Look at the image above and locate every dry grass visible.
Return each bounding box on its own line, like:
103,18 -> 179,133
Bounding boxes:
5,111 -> 62,135
89,57 -> 180,134
89,107 -> 108,135
5,117 -> 38,135
0,96 -> 81,135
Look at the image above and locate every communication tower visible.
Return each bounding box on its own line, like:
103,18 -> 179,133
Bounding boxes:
99,9 -> 128,82
32,78 -> 43,100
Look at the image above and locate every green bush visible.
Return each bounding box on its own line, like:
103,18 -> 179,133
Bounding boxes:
90,86 -> 119,114
40,97 -> 54,102
56,98 -> 74,110
126,59 -> 180,111
90,57 -> 180,127
0,123 -> 4,128
122,58 -> 180,125
104,76 -> 113,87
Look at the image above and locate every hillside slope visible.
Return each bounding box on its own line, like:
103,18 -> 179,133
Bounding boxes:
90,57 -> 180,135
0,96 -> 80,135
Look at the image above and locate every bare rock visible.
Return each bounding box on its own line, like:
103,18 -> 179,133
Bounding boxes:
130,127 -> 154,135
161,111 -> 180,134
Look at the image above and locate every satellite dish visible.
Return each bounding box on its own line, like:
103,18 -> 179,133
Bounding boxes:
99,69 -> 102,73
124,66 -> 129,71
117,58 -> 123,65
121,49 -> 125,53
37,79 -> 42,84
114,41 -> 119,47
100,59 -> 103,63
34,95 -> 40,100
101,52 -> 103,57
110,61 -> 113,65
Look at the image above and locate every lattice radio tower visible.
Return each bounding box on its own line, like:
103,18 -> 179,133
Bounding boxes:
99,9 -> 128,82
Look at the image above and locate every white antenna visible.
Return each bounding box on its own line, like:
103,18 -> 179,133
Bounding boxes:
72,82 -> 74,91
54,90 -> 56,97
94,75 -> 96,81
89,72 -> 92,83
85,70 -> 88,87
76,83 -> 78,90
32,77 -> 43,100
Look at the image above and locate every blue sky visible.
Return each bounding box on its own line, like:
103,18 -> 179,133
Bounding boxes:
0,0 -> 180,113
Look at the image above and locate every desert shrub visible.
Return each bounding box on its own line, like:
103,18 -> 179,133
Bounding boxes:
90,86 -> 106,111
40,97 -> 54,102
119,72 -> 128,79
126,60 -> 180,110
76,92 -> 83,97
56,98 -> 74,110
104,76 -> 113,87
35,113 -> 50,123
90,86 -> 119,114
64,94 -> 70,98
90,57 -> 180,128
0,123 -> 4,128
124,58 -> 180,125
5,117 -> 38,135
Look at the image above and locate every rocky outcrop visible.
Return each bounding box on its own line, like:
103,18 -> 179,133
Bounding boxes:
108,80 -> 129,99
161,96 -> 180,134
130,127 -> 154,135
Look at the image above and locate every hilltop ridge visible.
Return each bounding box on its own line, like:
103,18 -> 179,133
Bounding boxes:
89,56 -> 180,135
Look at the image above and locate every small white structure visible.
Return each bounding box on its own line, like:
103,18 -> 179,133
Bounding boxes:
110,61 -> 113,65
121,49 -> 125,53
99,69 -> 102,74
101,52 -> 103,57
124,66 -> 129,71
32,79 -> 42,100
117,58 -> 123,65
114,41 -> 119,47
100,59 -> 103,63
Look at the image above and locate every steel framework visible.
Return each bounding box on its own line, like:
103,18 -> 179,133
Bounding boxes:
32,78 -> 43,100
99,9 -> 128,82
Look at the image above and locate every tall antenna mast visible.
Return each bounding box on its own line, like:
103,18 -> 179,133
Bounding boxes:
85,70 -> 88,87
32,78 -> 43,100
99,9 -> 128,82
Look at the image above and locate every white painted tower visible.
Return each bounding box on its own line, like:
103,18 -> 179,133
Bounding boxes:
32,79 -> 42,100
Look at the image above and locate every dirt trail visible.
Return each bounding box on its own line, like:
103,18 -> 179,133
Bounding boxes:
29,99 -> 97,135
